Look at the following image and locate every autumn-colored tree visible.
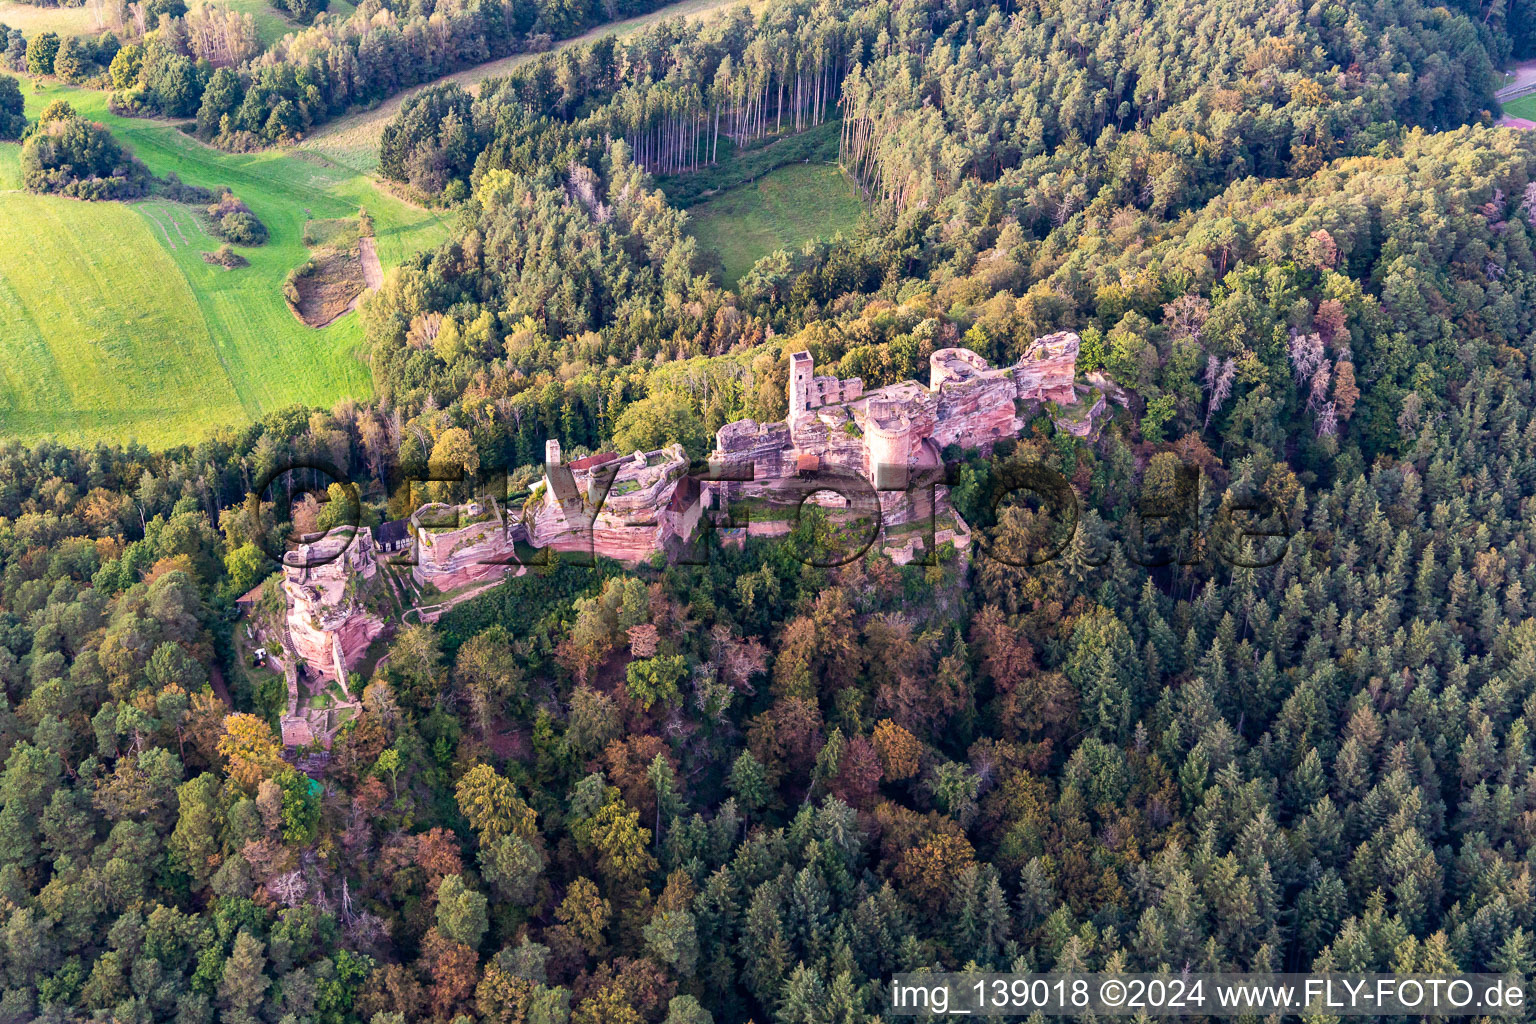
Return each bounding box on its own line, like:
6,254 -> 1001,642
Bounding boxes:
894,831 -> 977,914
871,719 -> 923,781
601,735 -> 674,823
556,876 -> 612,954
830,735 -> 883,807
476,963 -> 536,1024
579,798 -> 657,891
1333,360 -> 1358,421
218,713 -> 285,790
419,927 -> 481,1018
746,697 -> 825,788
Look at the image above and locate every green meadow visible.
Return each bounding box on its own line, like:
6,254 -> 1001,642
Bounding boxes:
1504,93 -> 1536,121
685,161 -> 865,286
224,0 -> 301,50
0,84 -> 448,449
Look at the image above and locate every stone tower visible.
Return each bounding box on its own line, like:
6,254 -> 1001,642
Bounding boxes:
788,351 -> 815,428
545,438 -> 562,467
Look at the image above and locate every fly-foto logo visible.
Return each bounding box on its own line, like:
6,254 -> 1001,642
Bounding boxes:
249,454 -> 1293,572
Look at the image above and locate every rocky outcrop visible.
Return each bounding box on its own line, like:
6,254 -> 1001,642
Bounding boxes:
282,527 -> 387,682
411,500 -> 520,591
527,444 -> 689,563
276,332 -> 1106,707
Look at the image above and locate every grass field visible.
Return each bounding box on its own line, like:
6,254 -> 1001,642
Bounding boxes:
0,84 -> 449,449
0,142 -> 19,188
224,0 -> 299,50
0,1 -> 100,36
686,162 -> 864,286
1504,93 -> 1536,121
224,0 -> 356,49
297,0 -> 758,175
0,0 -> 307,45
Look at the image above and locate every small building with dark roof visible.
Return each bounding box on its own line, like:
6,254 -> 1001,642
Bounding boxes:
376,518 -> 412,553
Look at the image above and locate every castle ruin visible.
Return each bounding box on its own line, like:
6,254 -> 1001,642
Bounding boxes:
272,332 -> 1107,697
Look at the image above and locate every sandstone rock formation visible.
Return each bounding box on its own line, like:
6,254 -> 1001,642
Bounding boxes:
282,527 -> 387,683
277,332 -> 1105,709
411,499 -> 519,592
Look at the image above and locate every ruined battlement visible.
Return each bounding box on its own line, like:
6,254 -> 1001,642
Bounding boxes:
411,498 -> 520,591
277,333 -> 1106,688
525,443 -> 690,561
715,332 -> 1094,524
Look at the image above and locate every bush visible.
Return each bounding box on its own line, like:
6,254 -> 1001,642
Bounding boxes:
144,51 -> 204,117
276,0 -> 328,24
0,74 -> 24,140
36,98 -> 74,125
52,36 -> 87,82
2,30 -> 23,74
146,0 -> 186,29
107,87 -> 156,117
282,261 -> 314,305
206,192 -> 267,245
202,244 -> 248,269
157,172 -> 215,204
218,210 -> 267,245
108,43 -> 143,90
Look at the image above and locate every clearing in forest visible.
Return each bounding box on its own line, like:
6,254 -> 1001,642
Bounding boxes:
686,161 -> 865,287
0,85 -> 449,449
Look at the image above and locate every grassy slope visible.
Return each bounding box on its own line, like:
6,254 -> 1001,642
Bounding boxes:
0,84 -> 448,448
224,0 -> 299,50
224,0 -> 357,51
0,140 -> 19,187
297,0 -> 759,175
686,162 -> 864,286
0,192 -> 248,440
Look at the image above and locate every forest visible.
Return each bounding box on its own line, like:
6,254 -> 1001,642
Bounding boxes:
2,0 -> 692,144
4,0 -> 1536,1021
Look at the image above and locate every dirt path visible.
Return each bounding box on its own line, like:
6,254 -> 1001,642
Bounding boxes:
415,571 -> 522,623
140,205 -> 176,249
337,235 -> 385,319
168,209 -> 192,245
209,661 -> 234,706
359,235 -> 383,289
